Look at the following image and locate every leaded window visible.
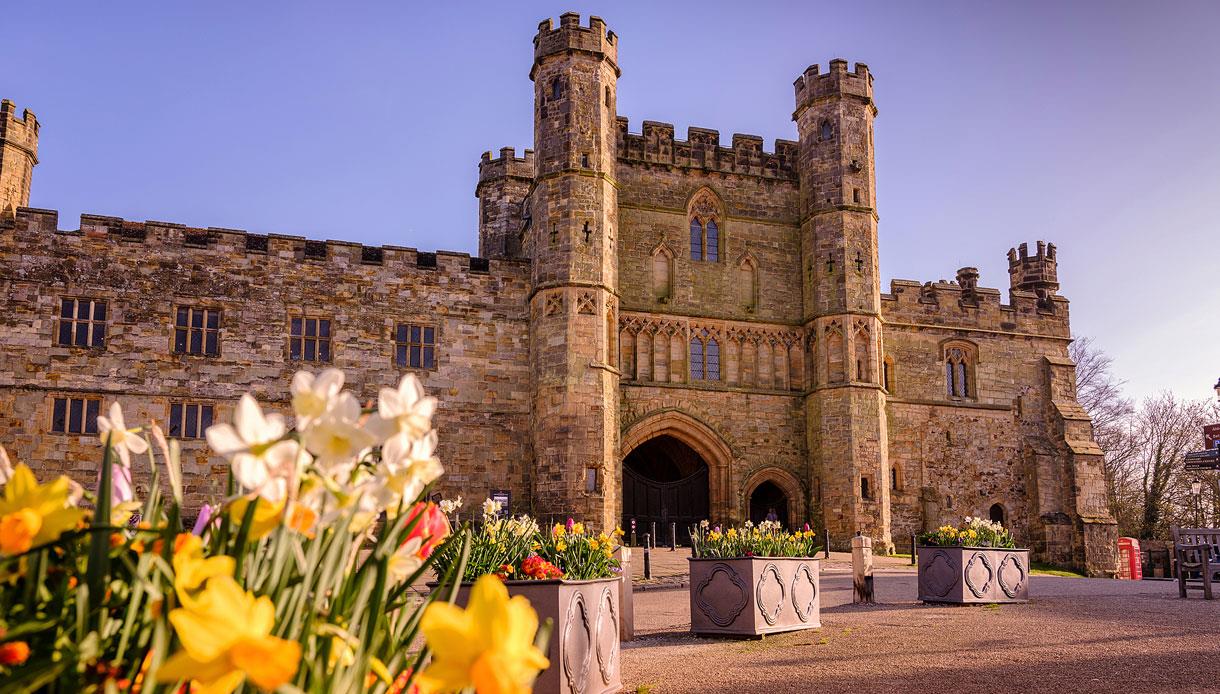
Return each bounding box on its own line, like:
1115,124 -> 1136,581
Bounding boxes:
689,331 -> 721,382
945,347 -> 971,398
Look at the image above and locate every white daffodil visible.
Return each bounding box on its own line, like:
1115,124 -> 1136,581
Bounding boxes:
388,536 -> 425,583
369,431 -> 444,512
439,496 -> 463,515
290,368 -> 345,429
0,445 -> 12,486
96,402 -> 149,468
302,392 -> 377,475
482,497 -> 502,519
368,374 -> 437,443
205,393 -> 304,502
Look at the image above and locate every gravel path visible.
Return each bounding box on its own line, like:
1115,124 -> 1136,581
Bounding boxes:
621,571 -> 1220,693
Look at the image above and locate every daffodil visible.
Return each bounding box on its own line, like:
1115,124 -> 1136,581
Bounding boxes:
367,430 -> 444,514
290,368 -> 345,429
172,535 -> 236,610
302,392 -> 377,474
206,394 -> 305,503
96,402 -> 149,470
368,373 -> 437,443
157,574 -> 300,694
228,496 -> 285,540
0,464 -> 85,556
388,537 -> 424,583
418,575 -> 549,694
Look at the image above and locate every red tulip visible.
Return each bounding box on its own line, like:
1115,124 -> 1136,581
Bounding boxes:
402,502 -> 450,558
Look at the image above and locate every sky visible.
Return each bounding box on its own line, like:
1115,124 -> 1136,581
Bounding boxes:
5,1 -> 1219,404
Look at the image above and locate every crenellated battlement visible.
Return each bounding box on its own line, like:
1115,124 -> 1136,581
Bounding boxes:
615,117 -> 798,181
477,147 -> 535,189
1008,240 -> 1059,297
531,12 -> 618,79
882,269 -> 1070,338
6,207 -> 525,277
0,99 -> 40,155
793,60 -> 874,117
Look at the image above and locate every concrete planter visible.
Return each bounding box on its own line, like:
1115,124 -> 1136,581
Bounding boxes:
447,577 -> 622,694
917,546 -> 1031,603
688,557 -> 821,637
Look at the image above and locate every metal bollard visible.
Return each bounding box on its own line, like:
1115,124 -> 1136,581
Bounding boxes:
631,530 -> 637,547
670,522 -> 678,551
910,533 -> 916,566
643,539 -> 652,580
824,528 -> 831,559
650,522 -> 657,548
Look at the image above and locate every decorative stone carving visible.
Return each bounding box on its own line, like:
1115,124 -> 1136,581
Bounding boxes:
690,557 -> 821,636
917,547 -> 1030,604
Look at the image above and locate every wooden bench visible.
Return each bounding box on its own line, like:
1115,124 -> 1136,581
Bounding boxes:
1172,526 -> 1220,599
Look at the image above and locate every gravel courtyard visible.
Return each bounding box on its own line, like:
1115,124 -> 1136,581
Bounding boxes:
621,560 -> 1220,693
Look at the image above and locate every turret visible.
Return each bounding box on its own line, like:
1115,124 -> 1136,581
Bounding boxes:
0,99 -> 39,218
1008,241 -> 1059,297
527,13 -> 621,529
476,147 -> 534,259
794,60 -> 892,552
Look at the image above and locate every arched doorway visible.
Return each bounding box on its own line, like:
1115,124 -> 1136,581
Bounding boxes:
989,503 -> 1005,524
622,435 -> 709,545
749,480 -> 789,527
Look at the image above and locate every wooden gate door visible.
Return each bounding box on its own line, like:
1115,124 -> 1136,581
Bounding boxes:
622,465 -> 708,545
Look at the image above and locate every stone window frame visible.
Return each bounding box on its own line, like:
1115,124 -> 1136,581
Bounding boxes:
288,313 -> 334,364
56,296 -> 109,350
172,305 -> 222,358
686,187 -> 724,263
940,339 -> 979,402
167,400 -> 215,440
49,394 -> 102,435
688,328 -> 721,382
394,322 -> 438,371
882,354 -> 896,394
650,243 -> 674,304
735,254 -> 759,313
890,464 -> 903,493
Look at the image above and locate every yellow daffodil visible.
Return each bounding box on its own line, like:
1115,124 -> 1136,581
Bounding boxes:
228,496 -> 284,540
157,574 -> 300,694
551,523 -> 565,538
571,522 -> 584,535
555,540 -> 567,552
418,575 -> 549,694
589,539 -> 600,551
0,464 -> 85,556
172,537 -> 236,610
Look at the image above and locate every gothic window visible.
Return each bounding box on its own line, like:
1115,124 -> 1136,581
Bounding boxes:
944,345 -> 974,399
687,187 -> 723,262
820,120 -> 833,141
51,395 -> 101,435
174,306 -> 220,357
57,297 -> 107,348
689,331 -> 720,382
550,77 -> 562,101
854,325 -> 871,383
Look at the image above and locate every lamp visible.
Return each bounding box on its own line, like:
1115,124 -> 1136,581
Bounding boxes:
1214,377 -> 1220,401
1191,480 -> 1202,497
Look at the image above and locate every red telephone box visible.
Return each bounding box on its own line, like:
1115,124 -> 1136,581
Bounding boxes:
1117,537 -> 1142,580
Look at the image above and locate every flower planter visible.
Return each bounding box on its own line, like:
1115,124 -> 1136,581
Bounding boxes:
446,577 -> 622,694
688,557 -> 821,637
917,546 -> 1030,604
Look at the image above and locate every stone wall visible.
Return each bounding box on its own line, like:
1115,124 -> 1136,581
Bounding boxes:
0,208 -> 534,511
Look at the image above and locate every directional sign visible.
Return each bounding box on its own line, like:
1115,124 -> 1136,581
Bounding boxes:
1185,448 -> 1220,471
1205,423 -> 1220,450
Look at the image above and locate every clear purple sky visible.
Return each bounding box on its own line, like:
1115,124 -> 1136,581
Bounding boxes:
7,1 -> 1219,403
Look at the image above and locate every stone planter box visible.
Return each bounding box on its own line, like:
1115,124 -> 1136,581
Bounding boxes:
445,577 -> 622,694
688,557 -> 821,637
917,546 -> 1030,604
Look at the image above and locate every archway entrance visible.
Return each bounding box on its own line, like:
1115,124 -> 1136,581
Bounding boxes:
749,480 -> 789,527
622,434 -> 709,545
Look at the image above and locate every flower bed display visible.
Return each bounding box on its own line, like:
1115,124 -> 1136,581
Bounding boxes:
917,517 -> 1030,604
687,522 -> 823,637
430,513 -> 626,693
0,368 -> 552,693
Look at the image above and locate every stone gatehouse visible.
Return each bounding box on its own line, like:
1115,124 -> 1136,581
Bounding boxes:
0,13 -> 1117,575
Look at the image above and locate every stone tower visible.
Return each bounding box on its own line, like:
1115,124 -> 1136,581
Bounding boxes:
794,61 -> 892,551
476,147 -> 533,259
0,100 -> 39,218
527,13 -> 621,528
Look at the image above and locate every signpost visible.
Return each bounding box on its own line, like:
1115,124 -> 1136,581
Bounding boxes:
1205,423 -> 1220,450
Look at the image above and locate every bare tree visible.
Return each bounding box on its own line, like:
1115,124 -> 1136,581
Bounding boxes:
1126,393 -> 1218,538
1070,337 -> 1138,530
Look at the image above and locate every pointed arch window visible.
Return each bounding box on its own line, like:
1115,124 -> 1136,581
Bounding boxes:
944,345 -> 974,399
651,246 -> 673,303
690,218 -> 703,261
687,188 -> 723,262
736,257 -> 758,312
689,330 -> 720,382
